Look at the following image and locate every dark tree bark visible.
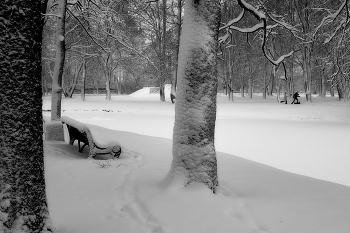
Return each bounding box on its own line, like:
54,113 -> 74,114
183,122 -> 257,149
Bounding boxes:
0,1 -> 55,232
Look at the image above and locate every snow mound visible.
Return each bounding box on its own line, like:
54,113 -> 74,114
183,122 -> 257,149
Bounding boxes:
129,87 -> 155,97
129,85 -> 172,99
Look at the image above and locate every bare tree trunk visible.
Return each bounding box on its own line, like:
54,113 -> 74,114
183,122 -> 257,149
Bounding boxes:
44,78 -> 48,96
106,75 -> 111,100
169,0 -> 221,192
263,72 -> 267,99
51,0 -> 67,121
330,86 -> 335,97
158,0 -> 167,102
240,83 -> 244,97
268,65 -> 275,96
228,49 -> 234,101
248,74 -> 253,99
171,0 -> 182,104
81,58 -> 87,101
321,73 -> 327,98
290,55 -> 294,96
66,61 -> 83,98
276,82 -> 281,103
303,45 -> 312,102
0,1 -> 55,231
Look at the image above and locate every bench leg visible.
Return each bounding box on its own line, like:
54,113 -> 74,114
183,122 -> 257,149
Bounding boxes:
69,138 -> 76,145
78,140 -> 82,152
79,143 -> 87,153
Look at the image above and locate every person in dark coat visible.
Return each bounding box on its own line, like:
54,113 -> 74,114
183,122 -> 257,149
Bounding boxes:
291,91 -> 300,104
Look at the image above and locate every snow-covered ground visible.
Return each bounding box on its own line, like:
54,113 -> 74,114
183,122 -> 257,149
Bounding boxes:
42,92 -> 350,233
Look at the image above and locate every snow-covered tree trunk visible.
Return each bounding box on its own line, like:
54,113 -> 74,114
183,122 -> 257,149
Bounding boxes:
51,0 -> 67,121
169,0 -> 221,192
0,1 -> 55,232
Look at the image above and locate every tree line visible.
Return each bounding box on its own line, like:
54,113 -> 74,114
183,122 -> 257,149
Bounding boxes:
42,0 -> 349,108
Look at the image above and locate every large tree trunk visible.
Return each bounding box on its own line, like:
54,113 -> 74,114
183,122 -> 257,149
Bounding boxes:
0,1 -> 55,232
51,0 -> 67,121
169,0 -> 221,192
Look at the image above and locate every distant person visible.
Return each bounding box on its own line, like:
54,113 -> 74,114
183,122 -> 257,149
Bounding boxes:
291,91 -> 300,104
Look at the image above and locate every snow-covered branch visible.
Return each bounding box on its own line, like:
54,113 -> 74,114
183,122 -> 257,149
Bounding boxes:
66,8 -> 107,52
219,9 -> 245,31
313,0 -> 349,39
220,0 -> 295,68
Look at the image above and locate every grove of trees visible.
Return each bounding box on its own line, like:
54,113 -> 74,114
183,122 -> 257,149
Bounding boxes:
41,0 -> 350,112
1,0 -> 349,231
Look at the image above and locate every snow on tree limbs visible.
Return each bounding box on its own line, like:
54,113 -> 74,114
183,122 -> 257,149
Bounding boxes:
219,0 -> 296,80
0,1 -> 55,232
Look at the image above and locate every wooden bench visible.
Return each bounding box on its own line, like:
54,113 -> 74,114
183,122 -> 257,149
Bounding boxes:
61,116 -> 121,159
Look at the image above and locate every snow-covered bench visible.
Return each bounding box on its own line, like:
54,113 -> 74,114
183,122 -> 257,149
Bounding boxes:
60,116 -> 121,159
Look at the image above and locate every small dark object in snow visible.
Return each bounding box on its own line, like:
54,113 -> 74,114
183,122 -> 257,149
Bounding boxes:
291,91 -> 300,104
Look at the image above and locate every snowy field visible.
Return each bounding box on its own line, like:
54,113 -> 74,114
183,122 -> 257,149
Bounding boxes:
42,90 -> 350,233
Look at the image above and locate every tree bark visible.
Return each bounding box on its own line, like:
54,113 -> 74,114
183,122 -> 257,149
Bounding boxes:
321,67 -> 326,98
171,0 -> 182,104
0,1 -> 55,232
81,58 -> 87,101
303,45 -> 312,102
51,0 -> 67,121
106,75 -> 111,100
169,0 -> 221,192
268,65 -> 275,96
67,61 -> 83,98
